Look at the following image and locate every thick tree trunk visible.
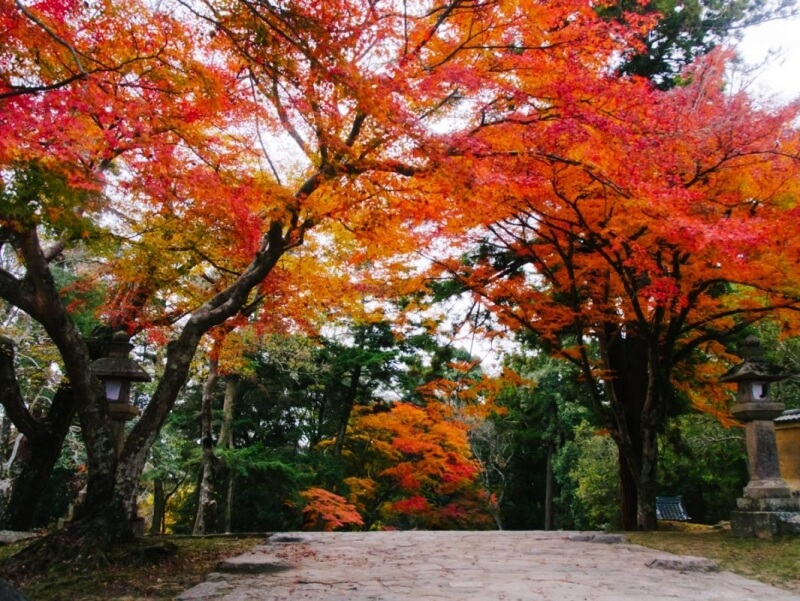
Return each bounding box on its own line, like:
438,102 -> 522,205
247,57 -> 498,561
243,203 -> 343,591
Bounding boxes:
0,382 -> 76,530
618,453 -> 639,531
104,221 -> 291,538
194,358 -> 220,535
637,461 -> 658,530
605,333 -> 657,531
2,201 -> 295,546
637,406 -> 660,531
3,436 -> 66,530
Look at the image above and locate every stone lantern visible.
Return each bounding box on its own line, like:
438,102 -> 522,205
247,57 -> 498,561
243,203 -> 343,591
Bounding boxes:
91,331 -> 151,456
721,336 -> 800,537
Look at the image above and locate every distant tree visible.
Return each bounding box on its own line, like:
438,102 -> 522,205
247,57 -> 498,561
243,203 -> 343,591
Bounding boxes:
560,422 -> 621,530
300,488 -> 363,532
491,349 -> 596,530
604,0 -> 799,87
342,403 -> 493,530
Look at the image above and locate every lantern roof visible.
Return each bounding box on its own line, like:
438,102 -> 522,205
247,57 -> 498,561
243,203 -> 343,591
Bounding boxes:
91,331 -> 151,383
719,336 -> 790,384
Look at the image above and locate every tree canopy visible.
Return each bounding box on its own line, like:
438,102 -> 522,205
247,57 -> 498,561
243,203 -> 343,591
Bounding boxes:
0,0 -> 798,543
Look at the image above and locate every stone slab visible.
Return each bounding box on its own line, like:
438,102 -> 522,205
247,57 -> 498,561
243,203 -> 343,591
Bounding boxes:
0,531 -> 40,545
177,531 -> 800,600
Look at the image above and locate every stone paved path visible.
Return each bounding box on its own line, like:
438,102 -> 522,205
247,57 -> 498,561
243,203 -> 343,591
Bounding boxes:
178,531 -> 800,600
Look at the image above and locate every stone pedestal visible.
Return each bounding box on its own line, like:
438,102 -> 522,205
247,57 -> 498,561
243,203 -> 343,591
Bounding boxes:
731,497 -> 800,538
729,402 -> 800,538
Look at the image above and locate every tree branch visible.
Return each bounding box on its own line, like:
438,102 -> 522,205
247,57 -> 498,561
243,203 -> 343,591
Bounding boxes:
0,337 -> 46,438
14,0 -> 86,76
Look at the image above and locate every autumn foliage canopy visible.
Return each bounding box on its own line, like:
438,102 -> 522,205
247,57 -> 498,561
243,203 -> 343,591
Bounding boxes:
1,0 -> 799,538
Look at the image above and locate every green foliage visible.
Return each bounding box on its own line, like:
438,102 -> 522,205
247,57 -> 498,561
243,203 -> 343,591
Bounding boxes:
0,165 -> 95,234
492,349 -> 596,530
222,446 -> 305,532
658,414 -> 748,524
397,334 -> 474,406
219,445 -> 300,480
558,422 -> 621,531
51,261 -> 106,337
144,327 -> 800,534
766,332 -> 800,411
603,0 -> 798,88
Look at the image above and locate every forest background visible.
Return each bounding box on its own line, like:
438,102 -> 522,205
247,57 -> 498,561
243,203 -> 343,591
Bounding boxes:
2,0 -> 800,548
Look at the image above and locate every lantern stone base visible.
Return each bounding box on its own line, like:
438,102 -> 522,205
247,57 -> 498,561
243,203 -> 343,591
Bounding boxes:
731,495 -> 800,538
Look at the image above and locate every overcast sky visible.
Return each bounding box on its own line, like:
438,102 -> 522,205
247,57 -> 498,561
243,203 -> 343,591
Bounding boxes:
738,15 -> 800,100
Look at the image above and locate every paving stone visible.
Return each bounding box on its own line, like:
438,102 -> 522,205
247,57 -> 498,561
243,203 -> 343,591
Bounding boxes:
646,555 -> 720,572
217,554 -> 292,574
177,531 -> 800,600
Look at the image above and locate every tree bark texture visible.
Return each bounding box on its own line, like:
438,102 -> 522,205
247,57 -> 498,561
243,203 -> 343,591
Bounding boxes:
604,333 -> 661,531
149,478 -> 166,535
0,337 -> 77,530
2,399 -> 76,530
221,376 -> 237,533
194,357 -> 220,535
333,364 -> 362,459
544,441 -> 555,531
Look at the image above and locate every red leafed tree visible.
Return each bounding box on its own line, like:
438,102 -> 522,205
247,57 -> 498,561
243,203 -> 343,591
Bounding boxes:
0,0 -> 710,545
342,403 -> 494,529
300,488 -> 364,532
430,51 -> 800,530
0,0 -> 656,544
0,0 -> 263,537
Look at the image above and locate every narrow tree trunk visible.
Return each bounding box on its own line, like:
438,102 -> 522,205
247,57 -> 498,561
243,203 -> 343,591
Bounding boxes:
0,413 -> 11,510
225,475 -> 235,533
0,413 -> 10,463
218,375 -> 237,452
193,358 -> 219,535
220,376 -> 237,533
333,364 -> 361,458
544,441 -> 555,531
150,478 -> 166,535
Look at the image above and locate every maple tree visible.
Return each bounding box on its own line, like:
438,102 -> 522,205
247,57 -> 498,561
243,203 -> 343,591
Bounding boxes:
300,487 -> 364,531
341,403 -> 493,529
3,0 -> 788,547
1,0 -> 655,543
429,50 -> 800,529
0,0 -> 373,541
0,0 -> 486,542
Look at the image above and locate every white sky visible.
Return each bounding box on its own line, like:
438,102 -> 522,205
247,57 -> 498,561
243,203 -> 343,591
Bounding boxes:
738,15 -> 800,100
